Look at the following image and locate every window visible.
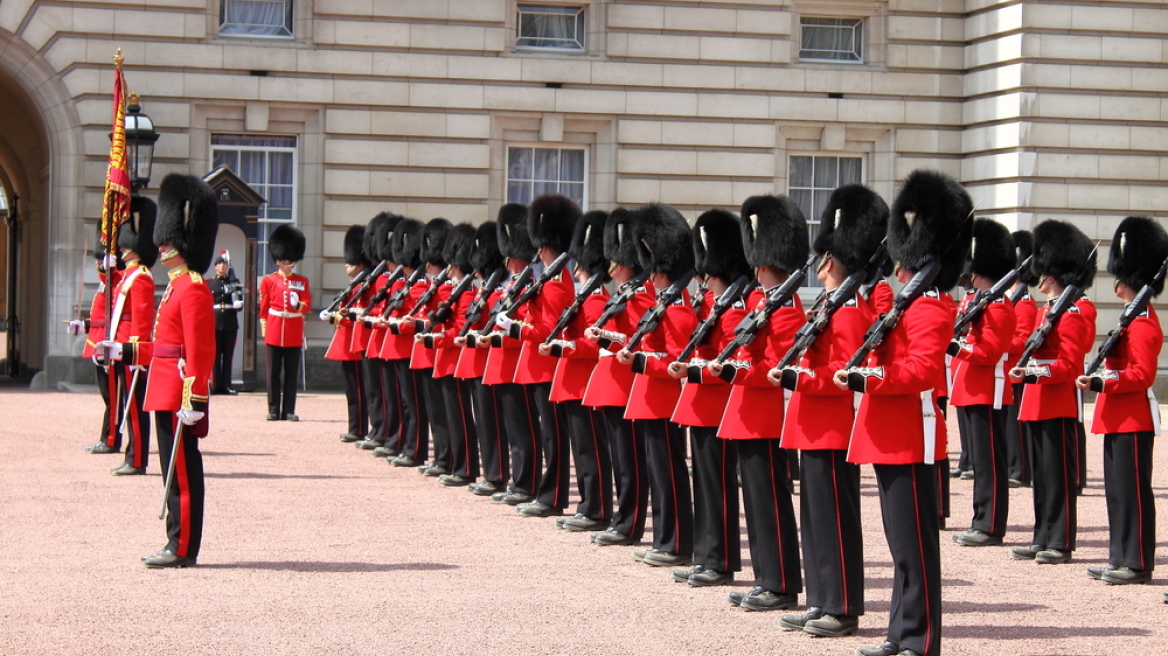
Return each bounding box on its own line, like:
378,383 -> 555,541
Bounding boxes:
517,5 -> 585,52
211,134 -> 298,277
220,0 -> 293,38
790,155 -> 863,287
800,17 -> 862,63
507,147 -> 586,207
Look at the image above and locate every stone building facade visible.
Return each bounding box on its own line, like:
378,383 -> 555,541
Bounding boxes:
0,0 -> 1165,384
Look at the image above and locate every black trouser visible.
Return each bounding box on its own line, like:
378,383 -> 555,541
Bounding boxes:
441,376 -> 479,480
420,370 -> 445,468
740,438 -> 801,593
957,405 -> 1009,537
1027,417 -> 1078,551
472,378 -> 507,485
266,344 -> 301,417
377,359 -> 401,448
96,363 -> 120,449
640,418 -> 693,556
496,382 -> 539,496
801,449 -> 864,617
1103,431 -> 1156,571
604,405 -> 647,540
214,329 -> 236,391
1004,383 -> 1030,483
340,360 -> 367,438
393,360 -> 429,461
690,426 -> 740,573
531,383 -> 569,510
874,462 -> 941,656
117,365 -> 150,470
361,356 -> 386,442
1075,419 -> 1087,493
156,411 -> 205,560
562,399 -> 612,521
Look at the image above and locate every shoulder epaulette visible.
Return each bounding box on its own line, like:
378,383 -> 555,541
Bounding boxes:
732,299 -> 746,309
189,271 -> 204,284
924,287 -> 940,299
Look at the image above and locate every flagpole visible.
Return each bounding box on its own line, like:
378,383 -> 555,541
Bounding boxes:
103,49 -> 124,368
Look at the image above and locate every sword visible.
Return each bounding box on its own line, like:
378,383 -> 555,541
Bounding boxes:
119,368 -> 140,443
159,413 -> 183,520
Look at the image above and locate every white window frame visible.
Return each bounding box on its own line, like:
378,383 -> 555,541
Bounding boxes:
799,17 -> 864,63
219,0 -> 294,39
505,144 -> 589,209
789,153 -> 864,290
210,134 -> 299,278
516,4 -> 587,53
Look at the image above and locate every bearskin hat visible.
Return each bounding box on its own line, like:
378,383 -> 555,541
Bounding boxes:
1032,220 -> 1096,289
154,173 -> 219,274
392,218 -> 425,269
888,169 -> 974,292
443,223 -> 477,274
693,209 -> 750,283
421,218 -> 452,267
604,207 -> 640,270
740,195 -> 809,272
1108,217 -> 1168,296
968,219 -> 1016,282
366,212 -> 399,263
812,185 -> 888,275
570,210 -> 610,279
471,221 -> 505,276
497,202 -> 536,262
344,224 -> 370,268
117,196 -> 159,268
1011,230 -> 1038,286
631,203 -> 694,280
528,194 -> 581,255
268,224 -> 306,264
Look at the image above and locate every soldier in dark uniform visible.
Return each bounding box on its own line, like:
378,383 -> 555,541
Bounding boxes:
208,251 -> 243,394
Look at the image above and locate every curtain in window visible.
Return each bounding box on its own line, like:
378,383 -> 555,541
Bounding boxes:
518,6 -> 583,49
801,19 -> 861,61
559,150 -> 585,205
221,0 -> 292,37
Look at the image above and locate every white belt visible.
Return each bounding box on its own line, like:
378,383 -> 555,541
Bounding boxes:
1150,387 -> 1162,435
993,353 -> 1008,410
268,309 -> 304,319
922,389 -> 937,463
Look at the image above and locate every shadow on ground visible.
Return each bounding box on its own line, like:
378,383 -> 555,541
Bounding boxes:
197,561 -> 460,573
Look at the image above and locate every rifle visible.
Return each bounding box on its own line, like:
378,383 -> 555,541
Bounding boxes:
545,271 -> 607,353
777,243 -> 889,371
322,268 -> 369,317
499,251 -> 571,320
951,255 -> 1034,338
466,263 -> 536,345
355,264 -> 404,318
843,260 -> 942,369
623,269 -> 697,353
591,271 -> 652,350
712,254 -> 816,373
336,259 -> 389,312
456,268 -> 509,340
373,267 -> 425,322
1084,257 -> 1168,376
859,247 -> 891,299
405,265 -> 452,318
1013,284 -> 1082,371
675,274 -> 752,366
422,273 -> 477,329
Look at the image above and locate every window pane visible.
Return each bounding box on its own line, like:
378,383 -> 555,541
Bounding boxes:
269,152 -> 294,184
789,156 -> 813,188
790,189 -> 813,220
560,150 -> 585,183
534,149 -> 560,182
814,157 -> 838,189
813,190 -> 834,221
517,5 -> 584,50
239,151 -> 266,185
839,157 -> 863,184
560,182 -> 585,206
533,180 -> 558,198
220,0 -> 292,37
507,180 -> 532,205
509,148 -> 533,181
213,150 -> 238,172
507,146 -> 586,209
800,17 -> 862,62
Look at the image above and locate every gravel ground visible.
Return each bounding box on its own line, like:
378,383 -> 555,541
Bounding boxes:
1,386 -> 1165,656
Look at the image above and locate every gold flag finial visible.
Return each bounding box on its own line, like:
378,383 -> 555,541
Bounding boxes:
113,48 -> 124,67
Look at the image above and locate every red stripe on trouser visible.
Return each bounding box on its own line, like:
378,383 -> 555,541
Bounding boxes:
1133,437 -> 1147,570
911,466 -> 934,653
174,414 -> 192,556
106,367 -> 120,446
129,382 -> 144,467
456,382 -> 472,475
630,421 -> 642,529
831,455 -> 849,612
665,425 -> 682,553
522,390 -> 539,488
768,442 -> 790,589
720,440 -> 732,572
589,410 -> 608,520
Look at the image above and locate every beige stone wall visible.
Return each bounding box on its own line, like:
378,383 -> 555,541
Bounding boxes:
1,0 -> 1165,355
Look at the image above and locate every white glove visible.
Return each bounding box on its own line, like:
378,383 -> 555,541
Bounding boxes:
494,313 -> 514,331
177,408 -> 204,426
289,291 -> 300,309
232,300 -> 244,310
66,320 -> 86,336
319,309 -> 333,322
95,341 -> 123,362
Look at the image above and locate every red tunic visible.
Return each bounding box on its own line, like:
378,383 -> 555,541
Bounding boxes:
481,274 -> 528,385
1007,290 -> 1037,368
868,279 -> 894,315
624,290 -> 698,421
847,290 -> 954,465
950,296 -> 1016,408
513,274 -> 576,385
780,298 -> 869,451
1017,296 -> 1097,421
260,272 -> 311,347
381,278 -> 428,361
325,285 -> 365,362
454,285 -> 501,380
82,271 -> 114,359
671,295 -> 746,427
405,276 -> 452,370
429,277 -> 476,378
1090,306 -> 1162,434
348,279 -> 375,353
717,290 -> 804,440
548,288 -> 608,403
109,262 -> 156,345
581,284 -> 655,408
124,266 -> 215,419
